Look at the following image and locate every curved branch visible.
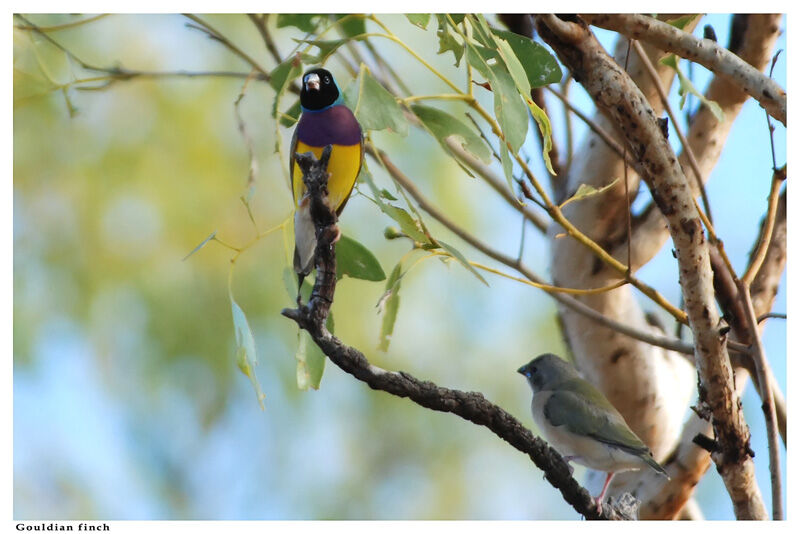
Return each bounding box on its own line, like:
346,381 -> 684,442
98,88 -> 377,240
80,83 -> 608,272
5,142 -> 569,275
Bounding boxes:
282,148 -> 630,520
583,14 -> 786,125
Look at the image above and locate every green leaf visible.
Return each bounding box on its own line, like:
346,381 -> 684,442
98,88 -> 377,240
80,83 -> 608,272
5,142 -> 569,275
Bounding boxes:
277,14 -> 320,33
437,240 -> 488,286
380,188 -> 398,201
435,15 -> 464,67
183,230 -> 217,261
560,179 -> 620,208
278,99 -> 301,128
378,262 -> 403,351
343,65 -> 408,135
296,330 -> 326,390
666,14 -> 699,30
411,104 -> 492,164
361,166 -> 431,244
334,14 -> 365,37
296,38 -> 348,64
499,142 -> 515,193
493,36 -> 531,98
491,29 -> 562,87
269,57 -> 302,128
661,55 -> 725,122
231,297 -> 266,409
528,98 -> 556,175
405,14 -> 431,29
489,62 -> 528,152
336,234 -> 386,281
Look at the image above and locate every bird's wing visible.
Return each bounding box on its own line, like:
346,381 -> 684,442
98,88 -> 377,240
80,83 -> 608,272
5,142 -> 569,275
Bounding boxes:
543,383 -> 650,456
289,128 -> 300,202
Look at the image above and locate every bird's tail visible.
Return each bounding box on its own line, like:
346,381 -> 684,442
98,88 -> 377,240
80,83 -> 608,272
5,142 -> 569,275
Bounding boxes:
642,453 -> 670,479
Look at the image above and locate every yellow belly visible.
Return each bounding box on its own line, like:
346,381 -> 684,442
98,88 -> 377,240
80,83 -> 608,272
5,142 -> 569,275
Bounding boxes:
292,141 -> 362,214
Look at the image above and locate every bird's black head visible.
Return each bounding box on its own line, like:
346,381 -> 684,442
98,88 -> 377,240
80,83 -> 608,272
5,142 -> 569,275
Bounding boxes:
300,68 -> 341,111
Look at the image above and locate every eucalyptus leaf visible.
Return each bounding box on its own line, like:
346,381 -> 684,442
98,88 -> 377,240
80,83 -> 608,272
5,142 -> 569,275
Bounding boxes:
666,14 -> 700,30
406,14 -> 431,29
489,62 -> 528,152
231,297 -> 266,409
183,230 -> 217,261
336,234 -> 386,281
344,66 -> 408,135
438,240 -> 488,286
661,55 -> 724,122
360,166 -> 431,244
411,104 -> 492,164
435,16 -> 464,67
560,179 -> 620,208
296,38 -> 349,64
491,28 -> 562,87
278,99 -> 301,128
277,14 -> 320,33
499,142 -> 515,193
378,262 -> 403,351
334,14 -> 365,37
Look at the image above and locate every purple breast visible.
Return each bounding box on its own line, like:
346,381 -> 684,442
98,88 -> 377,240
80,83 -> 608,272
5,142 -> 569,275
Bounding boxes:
295,105 -> 363,147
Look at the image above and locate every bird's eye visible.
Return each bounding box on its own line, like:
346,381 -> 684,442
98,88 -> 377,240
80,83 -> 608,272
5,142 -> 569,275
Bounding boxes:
530,366 -> 537,374
323,76 -> 331,84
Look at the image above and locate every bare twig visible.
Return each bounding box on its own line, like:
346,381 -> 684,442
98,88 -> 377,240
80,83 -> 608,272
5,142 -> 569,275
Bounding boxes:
583,14 -> 786,125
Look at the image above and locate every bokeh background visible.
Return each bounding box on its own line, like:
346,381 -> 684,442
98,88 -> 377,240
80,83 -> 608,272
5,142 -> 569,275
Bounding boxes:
13,14 -> 786,519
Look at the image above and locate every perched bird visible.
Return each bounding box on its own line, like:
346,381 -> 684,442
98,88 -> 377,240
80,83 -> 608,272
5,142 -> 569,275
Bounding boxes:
517,353 -> 668,513
290,67 -> 363,289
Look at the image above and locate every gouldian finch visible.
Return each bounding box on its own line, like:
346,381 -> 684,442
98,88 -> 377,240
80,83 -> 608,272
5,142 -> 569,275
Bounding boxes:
290,68 -> 363,286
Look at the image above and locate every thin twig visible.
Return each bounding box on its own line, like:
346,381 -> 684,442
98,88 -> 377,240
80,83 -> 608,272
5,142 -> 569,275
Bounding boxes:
738,279 -> 783,520
742,170 -> 785,286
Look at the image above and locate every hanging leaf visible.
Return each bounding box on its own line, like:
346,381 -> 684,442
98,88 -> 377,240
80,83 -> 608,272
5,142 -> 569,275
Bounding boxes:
661,55 -> 724,122
499,142 -> 515,193
296,329 -> 326,390
343,65 -> 408,135
230,297 -> 266,409
295,38 -> 349,64
437,240 -> 488,286
435,15 -> 464,67
527,98 -> 556,176
560,179 -> 620,209
490,29 -> 562,87
361,167 -> 431,244
334,14 -> 365,37
411,104 -> 492,164
489,62 -> 528,152
378,262 -> 403,351
277,14 -> 321,33
336,234 -> 386,281
278,99 -> 301,128
405,14 -> 431,30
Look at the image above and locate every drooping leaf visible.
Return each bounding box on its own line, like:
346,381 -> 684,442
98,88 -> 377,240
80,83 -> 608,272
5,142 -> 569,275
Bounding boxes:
435,15 -> 464,67
527,98 -> 556,175
296,313 -> 332,390
360,166 -> 431,244
296,38 -> 349,64
437,240 -> 488,286
231,297 -> 266,409
411,104 -> 492,164
270,57 -> 302,135
661,55 -> 724,122
405,14 -> 431,29
343,66 -> 408,135
560,179 -> 620,208
278,99 -> 302,128
493,36 -> 531,98
499,142 -> 515,193
336,234 -> 386,281
334,14 -> 366,37
378,262 -> 403,351
491,28 -> 562,87
489,62 -> 528,152
277,14 -> 320,33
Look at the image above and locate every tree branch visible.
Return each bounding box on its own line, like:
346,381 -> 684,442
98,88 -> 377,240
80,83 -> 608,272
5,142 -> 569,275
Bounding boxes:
280,147 -> 631,520
583,14 -> 785,125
